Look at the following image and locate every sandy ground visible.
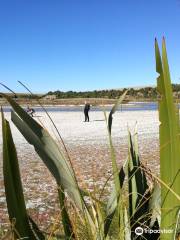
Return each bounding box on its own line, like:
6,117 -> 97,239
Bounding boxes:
0,110 -> 160,230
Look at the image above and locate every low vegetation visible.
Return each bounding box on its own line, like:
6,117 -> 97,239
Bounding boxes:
46,84 -> 180,100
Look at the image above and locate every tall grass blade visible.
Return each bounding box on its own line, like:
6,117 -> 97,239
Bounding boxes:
104,163 -> 126,237
108,90 -> 128,135
2,94 -> 97,236
103,91 -> 127,237
1,94 -> 83,210
149,182 -> 161,228
0,82 -> 17,98
174,209 -> 180,239
107,90 -> 127,192
1,108 -> 44,239
155,38 -> 180,238
127,130 -> 155,238
58,186 -> 75,238
128,130 -> 148,217
124,207 -> 131,240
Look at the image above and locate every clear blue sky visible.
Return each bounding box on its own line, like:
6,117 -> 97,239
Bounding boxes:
0,0 -> 180,93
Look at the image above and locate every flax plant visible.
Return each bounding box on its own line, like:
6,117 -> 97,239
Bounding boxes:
0,38 -> 180,240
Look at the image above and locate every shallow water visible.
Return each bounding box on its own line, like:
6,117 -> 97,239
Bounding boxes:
2,101 -> 160,112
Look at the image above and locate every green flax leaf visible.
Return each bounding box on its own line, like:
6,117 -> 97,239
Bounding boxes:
155,38 -> 180,239
1,108 -> 44,239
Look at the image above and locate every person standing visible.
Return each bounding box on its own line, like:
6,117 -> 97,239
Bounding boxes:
84,101 -> 90,122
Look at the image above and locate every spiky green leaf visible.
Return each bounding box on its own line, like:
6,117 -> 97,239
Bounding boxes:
1,94 -> 96,236
149,182 -> 161,228
1,108 -> 44,239
155,38 -> 180,238
108,90 -> 128,135
104,163 -> 126,237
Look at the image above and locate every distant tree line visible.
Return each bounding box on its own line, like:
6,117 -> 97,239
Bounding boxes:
46,84 -> 180,99
0,93 -> 39,99
2,84 -> 179,100
47,89 -> 126,99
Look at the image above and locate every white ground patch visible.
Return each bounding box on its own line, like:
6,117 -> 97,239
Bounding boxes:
0,110 -> 159,145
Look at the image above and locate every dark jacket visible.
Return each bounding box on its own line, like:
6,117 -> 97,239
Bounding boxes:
84,103 -> 90,112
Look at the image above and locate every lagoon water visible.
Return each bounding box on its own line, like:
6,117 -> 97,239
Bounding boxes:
2,102 -> 159,112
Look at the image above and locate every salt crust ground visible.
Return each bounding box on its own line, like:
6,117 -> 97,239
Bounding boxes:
0,110 -> 160,229
0,110 -> 159,145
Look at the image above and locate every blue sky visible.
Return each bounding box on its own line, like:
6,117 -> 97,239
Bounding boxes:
0,0 -> 180,93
